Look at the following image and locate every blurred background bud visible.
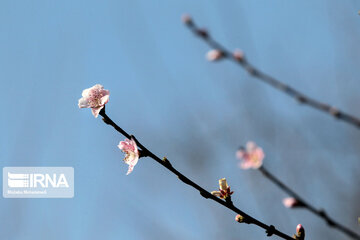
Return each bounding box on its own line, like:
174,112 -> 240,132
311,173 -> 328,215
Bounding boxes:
181,14 -> 192,25
206,49 -> 223,61
282,197 -> 301,208
233,49 -> 244,62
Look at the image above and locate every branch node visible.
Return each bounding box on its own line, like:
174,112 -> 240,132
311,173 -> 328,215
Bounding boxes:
329,107 -> 341,118
177,175 -> 190,185
225,196 -> 234,206
162,157 -> 172,167
319,210 -> 335,226
296,95 -> 307,103
200,191 -> 210,199
102,117 -> 111,125
247,67 -> 258,76
266,225 -> 276,237
181,14 -> 193,26
196,29 -> 208,38
235,214 -> 251,224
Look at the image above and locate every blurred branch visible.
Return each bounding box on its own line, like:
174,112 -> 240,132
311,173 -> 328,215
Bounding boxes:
99,107 -> 295,240
259,166 -> 360,240
183,15 -> 360,129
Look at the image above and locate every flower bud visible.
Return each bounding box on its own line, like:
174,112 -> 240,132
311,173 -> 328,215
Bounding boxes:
206,49 -> 224,61
293,224 -> 305,240
296,224 -> 303,234
212,178 -> 234,199
181,14 -> 192,25
235,214 -> 245,223
233,49 -> 244,62
282,197 -> 300,208
329,107 -> 340,118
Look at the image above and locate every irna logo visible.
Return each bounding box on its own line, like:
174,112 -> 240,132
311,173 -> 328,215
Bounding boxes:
3,167 -> 74,198
8,172 -> 69,188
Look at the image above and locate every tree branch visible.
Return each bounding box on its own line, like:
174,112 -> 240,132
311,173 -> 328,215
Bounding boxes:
183,16 -> 360,129
99,107 -> 294,240
259,166 -> 360,240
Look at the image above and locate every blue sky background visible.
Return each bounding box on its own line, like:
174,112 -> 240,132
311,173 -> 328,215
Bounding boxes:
1,0 -> 360,239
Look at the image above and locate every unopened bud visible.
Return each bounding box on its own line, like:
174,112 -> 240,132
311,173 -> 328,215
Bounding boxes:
329,107 -> 340,118
206,49 -> 224,61
296,224 -> 303,234
235,214 -> 245,223
282,197 -> 302,208
293,224 -> 305,240
233,49 -> 244,61
181,14 -> 192,25
212,178 -> 234,199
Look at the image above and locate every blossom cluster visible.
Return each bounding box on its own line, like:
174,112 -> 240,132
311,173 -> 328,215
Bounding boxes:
79,84 -> 139,175
79,84 -> 305,239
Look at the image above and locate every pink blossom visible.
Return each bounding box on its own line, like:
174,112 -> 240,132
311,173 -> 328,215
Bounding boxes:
206,49 -> 224,61
282,197 -> 298,208
78,84 -> 110,118
236,141 -> 264,169
118,138 -> 139,175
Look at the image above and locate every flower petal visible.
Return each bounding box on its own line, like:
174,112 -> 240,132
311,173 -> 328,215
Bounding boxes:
78,97 -> 90,108
118,139 -> 135,152
126,164 -> 135,175
100,93 -> 109,105
237,141 -> 264,169
91,106 -> 103,118
92,84 -> 104,91
81,88 -> 91,98
118,137 -> 139,175
211,191 -> 221,197
219,178 -> 228,191
246,141 -> 256,152
283,197 -> 297,208
236,150 -> 245,159
240,161 -> 252,169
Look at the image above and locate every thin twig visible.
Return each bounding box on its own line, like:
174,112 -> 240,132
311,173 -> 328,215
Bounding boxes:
99,107 -> 294,240
183,18 -> 360,129
259,166 -> 360,240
